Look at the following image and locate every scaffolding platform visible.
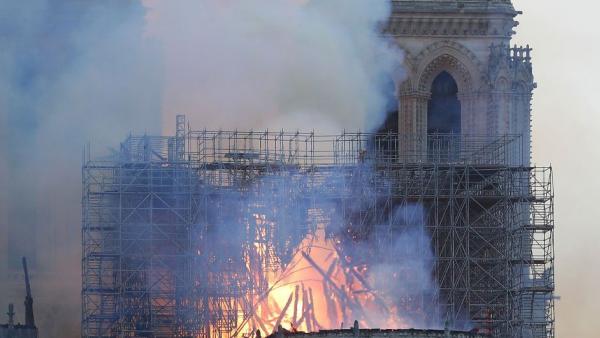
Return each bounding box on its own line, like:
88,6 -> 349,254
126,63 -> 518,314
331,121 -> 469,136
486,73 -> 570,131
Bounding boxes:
82,117 -> 554,338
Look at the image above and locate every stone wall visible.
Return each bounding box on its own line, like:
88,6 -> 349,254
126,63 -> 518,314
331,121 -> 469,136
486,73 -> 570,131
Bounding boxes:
386,0 -> 534,163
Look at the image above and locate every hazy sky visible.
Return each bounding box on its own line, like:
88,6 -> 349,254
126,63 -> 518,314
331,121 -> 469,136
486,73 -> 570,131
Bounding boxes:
513,0 -> 600,336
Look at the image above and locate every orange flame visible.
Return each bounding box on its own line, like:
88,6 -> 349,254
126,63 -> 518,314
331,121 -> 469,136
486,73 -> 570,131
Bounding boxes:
227,216 -> 411,337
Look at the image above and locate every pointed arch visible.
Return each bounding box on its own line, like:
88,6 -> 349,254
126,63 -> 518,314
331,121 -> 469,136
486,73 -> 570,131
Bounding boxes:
418,54 -> 474,94
427,71 -> 461,134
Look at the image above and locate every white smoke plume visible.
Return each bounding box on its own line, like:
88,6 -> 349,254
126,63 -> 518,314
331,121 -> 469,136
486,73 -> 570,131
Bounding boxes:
192,162 -> 441,332
0,1 -> 404,336
145,0 -> 403,133
0,1 -> 161,337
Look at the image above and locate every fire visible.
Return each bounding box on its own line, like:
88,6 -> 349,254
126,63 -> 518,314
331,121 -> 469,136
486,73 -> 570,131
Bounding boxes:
229,216 -> 411,337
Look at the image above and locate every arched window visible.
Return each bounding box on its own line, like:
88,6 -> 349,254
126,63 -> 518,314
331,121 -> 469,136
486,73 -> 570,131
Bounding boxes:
427,71 -> 461,134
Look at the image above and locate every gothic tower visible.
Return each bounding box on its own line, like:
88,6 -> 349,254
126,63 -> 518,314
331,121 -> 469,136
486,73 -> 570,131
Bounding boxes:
387,0 -> 534,163
384,3 -> 553,338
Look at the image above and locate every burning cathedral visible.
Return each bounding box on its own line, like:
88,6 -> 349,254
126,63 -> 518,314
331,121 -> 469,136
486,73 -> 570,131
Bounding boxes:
81,1 -> 554,338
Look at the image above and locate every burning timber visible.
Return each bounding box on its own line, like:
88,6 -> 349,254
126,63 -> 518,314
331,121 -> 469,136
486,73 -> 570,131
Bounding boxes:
82,116 -> 554,338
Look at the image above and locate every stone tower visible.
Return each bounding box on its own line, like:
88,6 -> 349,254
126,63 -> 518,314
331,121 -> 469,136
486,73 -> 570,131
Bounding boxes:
383,3 -> 554,338
387,0 -> 534,163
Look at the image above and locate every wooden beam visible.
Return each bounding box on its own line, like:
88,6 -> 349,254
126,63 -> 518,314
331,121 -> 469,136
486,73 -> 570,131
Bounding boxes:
292,285 -> 300,326
274,292 -> 294,332
308,287 -> 321,331
301,251 -> 370,326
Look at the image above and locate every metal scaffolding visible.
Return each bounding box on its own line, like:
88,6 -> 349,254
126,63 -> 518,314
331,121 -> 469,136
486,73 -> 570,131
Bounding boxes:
82,117 -> 554,337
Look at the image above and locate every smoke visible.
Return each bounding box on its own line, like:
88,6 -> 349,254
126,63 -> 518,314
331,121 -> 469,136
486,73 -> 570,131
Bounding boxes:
189,157 -> 441,332
0,0 -> 406,336
327,165 -> 441,329
144,0 -> 402,133
0,1 -> 161,337
367,205 -> 439,328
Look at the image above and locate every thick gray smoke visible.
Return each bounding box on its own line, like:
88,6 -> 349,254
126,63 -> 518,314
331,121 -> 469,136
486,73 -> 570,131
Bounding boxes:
0,0 -> 416,336
194,160 -> 440,331
0,1 -> 161,337
145,0 -> 403,133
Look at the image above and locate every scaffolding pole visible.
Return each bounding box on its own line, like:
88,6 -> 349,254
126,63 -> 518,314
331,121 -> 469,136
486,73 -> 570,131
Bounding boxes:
82,126 -> 554,338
